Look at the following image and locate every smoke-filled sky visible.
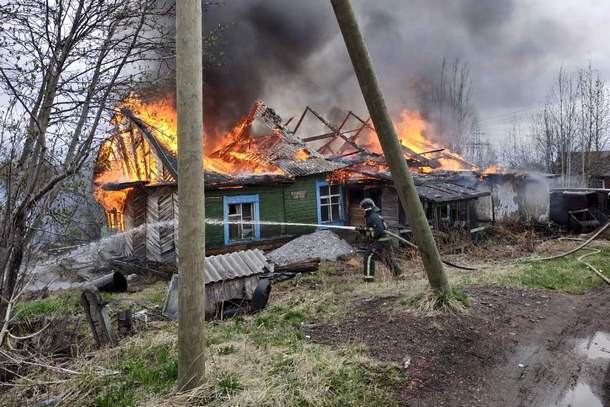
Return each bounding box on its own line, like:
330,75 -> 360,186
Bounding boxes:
203,0 -> 610,141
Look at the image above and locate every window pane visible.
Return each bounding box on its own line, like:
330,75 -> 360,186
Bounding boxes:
226,201 -> 259,242
321,205 -> 329,222
321,197 -> 330,205
242,202 -> 253,219
332,205 -> 340,221
330,185 -> 341,195
229,223 -> 239,240
242,224 -> 253,239
228,203 -> 239,215
331,196 -> 340,205
320,185 -> 329,196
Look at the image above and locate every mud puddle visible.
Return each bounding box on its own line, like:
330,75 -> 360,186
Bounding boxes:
575,331 -> 610,360
555,331 -> 610,407
558,382 -> 602,407
309,287 -> 610,406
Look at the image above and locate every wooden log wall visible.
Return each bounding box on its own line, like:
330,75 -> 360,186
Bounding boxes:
124,188 -> 147,258
146,188 -> 178,264
146,192 -> 162,262
381,187 -> 401,227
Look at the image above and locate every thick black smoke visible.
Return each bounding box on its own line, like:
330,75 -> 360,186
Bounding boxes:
203,0 -> 336,129
197,0 -> 599,138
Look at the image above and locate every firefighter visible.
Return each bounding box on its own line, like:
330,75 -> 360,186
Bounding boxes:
357,198 -> 400,281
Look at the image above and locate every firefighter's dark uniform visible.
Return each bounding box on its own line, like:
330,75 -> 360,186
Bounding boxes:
363,209 -> 400,280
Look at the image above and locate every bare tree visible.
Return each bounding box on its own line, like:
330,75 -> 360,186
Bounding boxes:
528,65 -> 610,185
501,120 -> 545,171
0,0 -> 167,330
433,58 -> 475,155
411,58 -> 476,155
530,67 -> 579,184
577,62 -> 609,183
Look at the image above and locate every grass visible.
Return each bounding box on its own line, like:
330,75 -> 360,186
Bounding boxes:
101,281 -> 167,306
12,241 -> 610,406
508,251 -> 610,293
405,287 -> 470,315
457,247 -> 610,294
92,336 -> 178,407
3,270 -> 400,407
13,290 -> 81,319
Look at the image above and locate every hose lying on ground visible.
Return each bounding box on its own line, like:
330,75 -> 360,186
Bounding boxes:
525,222 -> 610,287
526,222 -> 610,262
385,230 -> 478,271
577,249 -> 610,286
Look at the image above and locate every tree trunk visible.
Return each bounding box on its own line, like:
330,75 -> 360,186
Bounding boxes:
330,0 -> 451,297
0,212 -> 26,319
176,0 -> 206,391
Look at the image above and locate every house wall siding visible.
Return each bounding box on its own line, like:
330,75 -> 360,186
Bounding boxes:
124,188 -> 147,258
133,176 -> 325,253
204,176 -> 321,247
283,176 -> 319,235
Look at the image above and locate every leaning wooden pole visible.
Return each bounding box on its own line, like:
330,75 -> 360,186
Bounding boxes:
330,0 -> 451,297
176,0 -> 206,390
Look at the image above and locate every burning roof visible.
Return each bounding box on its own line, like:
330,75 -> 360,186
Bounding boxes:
291,106 -> 487,173
93,98 -> 350,214
93,95 -> 501,220
327,160 -> 488,203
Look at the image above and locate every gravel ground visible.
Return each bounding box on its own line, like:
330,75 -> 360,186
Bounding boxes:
266,230 -> 354,266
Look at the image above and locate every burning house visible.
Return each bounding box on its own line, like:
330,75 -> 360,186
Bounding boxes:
94,99 -> 352,262
93,97 -> 553,262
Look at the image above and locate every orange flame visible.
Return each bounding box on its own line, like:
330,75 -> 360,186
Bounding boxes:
482,165 -> 504,174
294,149 -> 309,161
360,110 -> 476,173
94,95 -> 285,220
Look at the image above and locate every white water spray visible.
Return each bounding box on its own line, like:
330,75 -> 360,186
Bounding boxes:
204,218 -> 358,231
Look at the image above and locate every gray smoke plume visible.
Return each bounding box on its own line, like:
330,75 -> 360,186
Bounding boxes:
199,0 -> 605,138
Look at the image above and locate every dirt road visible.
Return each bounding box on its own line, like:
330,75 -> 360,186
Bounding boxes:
309,286 -> 610,406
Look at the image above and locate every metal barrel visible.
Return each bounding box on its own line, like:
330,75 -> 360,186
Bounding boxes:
86,271 -> 128,293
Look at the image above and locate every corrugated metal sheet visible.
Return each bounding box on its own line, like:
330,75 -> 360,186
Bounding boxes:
204,249 -> 272,284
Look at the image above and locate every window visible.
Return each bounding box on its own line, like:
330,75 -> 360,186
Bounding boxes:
223,195 -> 260,244
317,181 -> 344,224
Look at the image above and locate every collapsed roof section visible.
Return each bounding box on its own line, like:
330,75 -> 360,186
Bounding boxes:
98,101 -> 351,193
290,106 -> 479,172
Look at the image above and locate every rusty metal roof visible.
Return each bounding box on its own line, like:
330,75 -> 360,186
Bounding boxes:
204,249 -> 272,284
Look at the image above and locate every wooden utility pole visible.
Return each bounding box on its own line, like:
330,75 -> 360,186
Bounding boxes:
330,0 -> 451,297
176,0 -> 206,390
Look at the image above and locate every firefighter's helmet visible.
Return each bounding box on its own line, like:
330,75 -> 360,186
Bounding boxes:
360,198 -> 379,213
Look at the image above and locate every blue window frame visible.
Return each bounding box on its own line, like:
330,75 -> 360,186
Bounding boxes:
316,180 -> 345,225
223,195 -> 260,245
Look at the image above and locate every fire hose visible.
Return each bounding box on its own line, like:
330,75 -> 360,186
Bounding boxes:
383,230 -> 478,271
525,222 -> 610,286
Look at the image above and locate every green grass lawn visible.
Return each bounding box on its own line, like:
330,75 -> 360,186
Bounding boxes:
508,247 -> 610,294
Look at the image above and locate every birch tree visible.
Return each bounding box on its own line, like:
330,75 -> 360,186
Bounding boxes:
531,68 -> 578,183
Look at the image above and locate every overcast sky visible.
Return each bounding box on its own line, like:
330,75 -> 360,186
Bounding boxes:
204,0 -> 610,143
